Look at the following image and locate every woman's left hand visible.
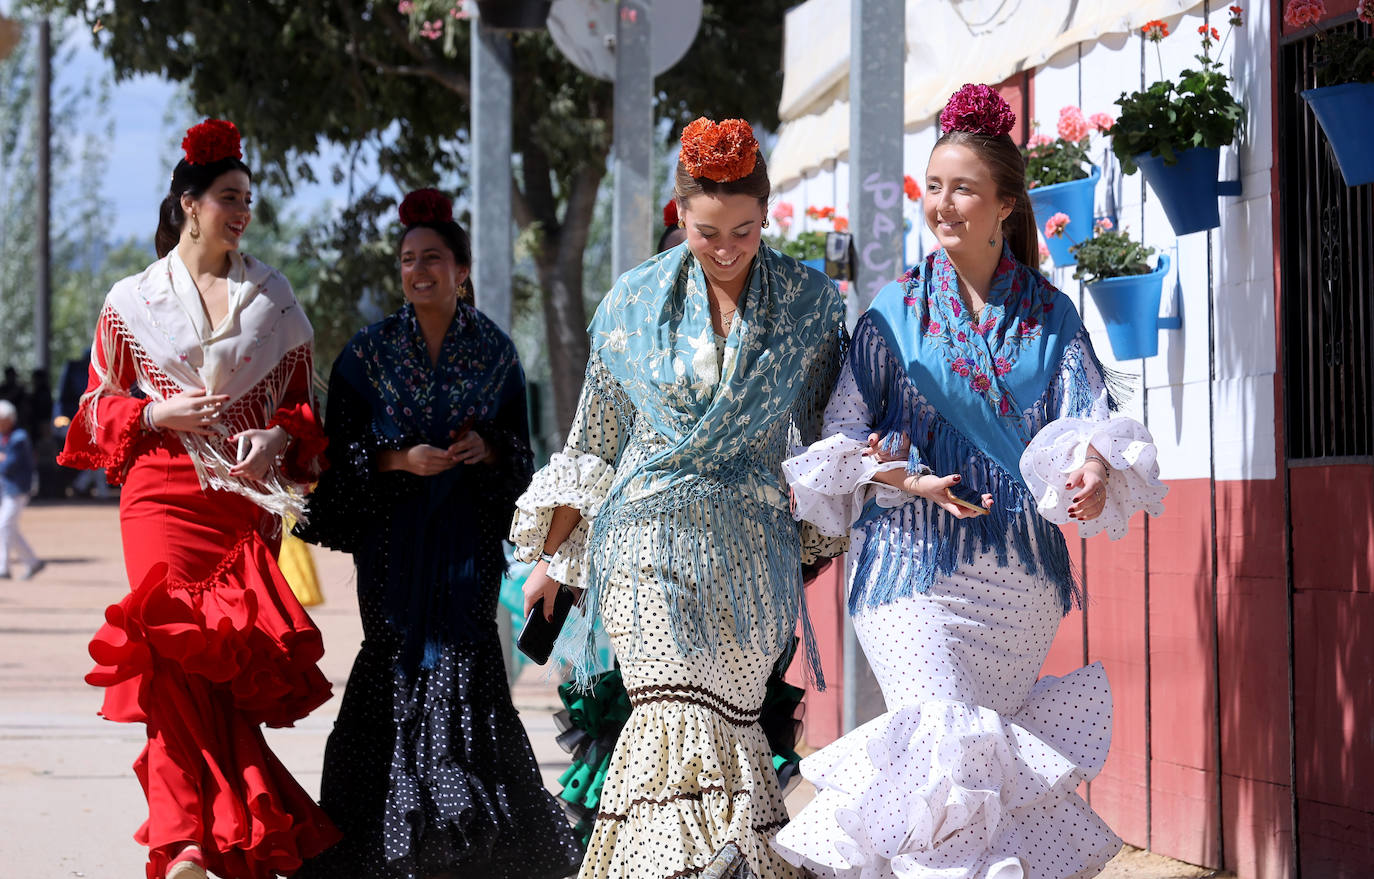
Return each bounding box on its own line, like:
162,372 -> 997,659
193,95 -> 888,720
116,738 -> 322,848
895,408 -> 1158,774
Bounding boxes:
1065,460 -> 1108,521
229,426 -> 289,481
447,428 -> 493,465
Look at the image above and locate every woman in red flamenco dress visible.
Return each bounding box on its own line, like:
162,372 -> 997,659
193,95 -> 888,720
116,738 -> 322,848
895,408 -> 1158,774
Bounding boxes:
58,119 -> 340,879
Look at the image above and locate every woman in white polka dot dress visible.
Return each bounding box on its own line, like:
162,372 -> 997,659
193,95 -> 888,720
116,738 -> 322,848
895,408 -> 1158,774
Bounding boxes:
771,85 -> 1167,879
512,118 -> 847,879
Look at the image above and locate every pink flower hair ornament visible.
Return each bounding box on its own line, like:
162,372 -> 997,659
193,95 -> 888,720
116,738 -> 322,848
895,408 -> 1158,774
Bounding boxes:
939,84 -> 1017,138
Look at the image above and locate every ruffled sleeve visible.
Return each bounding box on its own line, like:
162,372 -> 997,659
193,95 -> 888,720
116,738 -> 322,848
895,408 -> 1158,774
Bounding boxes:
1020,331 -> 1167,540
510,354 -> 628,591
783,359 -> 912,539
266,347 -> 329,485
57,305 -> 152,483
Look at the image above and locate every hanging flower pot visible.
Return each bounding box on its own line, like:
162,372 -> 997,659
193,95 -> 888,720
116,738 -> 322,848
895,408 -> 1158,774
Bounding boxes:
1085,253 -> 1172,360
1028,165 -> 1100,268
1301,83 -> 1374,187
475,0 -> 551,30
1135,147 -> 1227,236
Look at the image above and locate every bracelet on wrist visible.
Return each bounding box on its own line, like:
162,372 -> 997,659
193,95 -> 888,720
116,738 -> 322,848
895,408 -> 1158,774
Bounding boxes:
1084,452 -> 1110,478
142,403 -> 159,432
538,551 -> 556,565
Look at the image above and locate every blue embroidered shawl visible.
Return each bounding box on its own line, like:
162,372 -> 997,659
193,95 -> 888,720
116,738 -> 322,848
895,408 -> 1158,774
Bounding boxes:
563,244 -> 847,686
850,245 -> 1121,615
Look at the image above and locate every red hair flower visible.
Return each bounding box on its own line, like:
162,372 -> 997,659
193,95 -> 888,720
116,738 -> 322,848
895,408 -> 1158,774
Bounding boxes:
398,188 -> 454,226
1141,19 -> 1170,40
181,119 -> 242,166
663,199 -> 679,229
679,118 -> 759,183
939,84 -> 1016,138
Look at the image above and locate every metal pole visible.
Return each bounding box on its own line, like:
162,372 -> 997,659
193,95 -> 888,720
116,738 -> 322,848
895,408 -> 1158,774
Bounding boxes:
842,0 -> 904,734
611,0 -> 651,277
848,0 -> 905,313
34,16 -> 51,373
470,22 -> 513,333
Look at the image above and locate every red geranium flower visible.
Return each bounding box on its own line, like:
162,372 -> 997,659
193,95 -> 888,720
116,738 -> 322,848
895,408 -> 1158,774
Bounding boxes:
903,174 -> 922,201
1141,19 -> 1170,40
399,188 -> 454,226
181,119 -> 242,166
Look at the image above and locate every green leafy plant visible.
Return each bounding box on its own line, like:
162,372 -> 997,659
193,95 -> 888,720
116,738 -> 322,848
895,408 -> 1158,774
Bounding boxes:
1112,12 -> 1246,175
766,231 -> 826,261
1285,0 -> 1374,88
1068,221 -> 1158,285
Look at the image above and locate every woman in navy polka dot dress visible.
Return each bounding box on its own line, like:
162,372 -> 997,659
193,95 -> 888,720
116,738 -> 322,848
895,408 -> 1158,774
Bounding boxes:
294,189 -> 583,879
772,86 -> 1168,878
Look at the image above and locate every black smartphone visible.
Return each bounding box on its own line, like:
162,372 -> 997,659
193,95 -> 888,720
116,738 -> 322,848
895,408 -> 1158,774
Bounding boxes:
943,480 -> 991,516
516,585 -> 576,665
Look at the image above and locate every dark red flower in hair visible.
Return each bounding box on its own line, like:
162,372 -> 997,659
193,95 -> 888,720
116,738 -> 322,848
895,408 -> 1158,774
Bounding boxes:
399,188 -> 453,226
938,84 -> 1017,137
679,117 -> 759,183
663,199 -> 679,229
181,119 -> 242,165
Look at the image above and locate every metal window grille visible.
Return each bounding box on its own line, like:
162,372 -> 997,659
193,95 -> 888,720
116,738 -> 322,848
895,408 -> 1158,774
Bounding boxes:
1279,20 -> 1374,461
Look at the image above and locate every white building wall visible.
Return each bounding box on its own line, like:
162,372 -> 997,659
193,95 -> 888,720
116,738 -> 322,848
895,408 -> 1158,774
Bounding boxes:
768,2 -> 1276,483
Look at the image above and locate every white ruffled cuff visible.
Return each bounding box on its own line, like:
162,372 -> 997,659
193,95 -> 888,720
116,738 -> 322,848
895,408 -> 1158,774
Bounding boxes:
1019,415 -> 1168,540
509,452 -> 617,590
783,434 -> 911,538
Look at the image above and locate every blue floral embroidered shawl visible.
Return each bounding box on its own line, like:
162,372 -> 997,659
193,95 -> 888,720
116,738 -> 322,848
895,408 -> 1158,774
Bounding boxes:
849,245 -> 1122,615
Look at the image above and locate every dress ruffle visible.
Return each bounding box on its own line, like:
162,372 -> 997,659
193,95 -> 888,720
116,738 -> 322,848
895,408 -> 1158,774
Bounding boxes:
772,664 -> 1121,879
86,531 -> 339,879
784,432 -> 911,538
510,451 -> 616,590
581,696 -> 799,879
1019,415 -> 1168,540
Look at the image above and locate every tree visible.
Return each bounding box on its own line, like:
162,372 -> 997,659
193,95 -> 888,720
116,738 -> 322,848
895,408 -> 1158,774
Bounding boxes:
55,0 -> 792,430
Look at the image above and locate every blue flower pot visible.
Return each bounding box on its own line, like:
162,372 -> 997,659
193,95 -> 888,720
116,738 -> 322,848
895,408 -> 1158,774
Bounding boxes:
1028,165 -> 1099,267
1085,253 -> 1171,360
801,258 -> 826,273
1302,83 -> 1374,187
1136,147 -> 1222,235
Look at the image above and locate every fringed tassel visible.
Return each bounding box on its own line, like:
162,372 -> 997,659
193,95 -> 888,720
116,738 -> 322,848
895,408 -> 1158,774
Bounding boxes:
555,485 -> 820,691
848,325 -> 1080,617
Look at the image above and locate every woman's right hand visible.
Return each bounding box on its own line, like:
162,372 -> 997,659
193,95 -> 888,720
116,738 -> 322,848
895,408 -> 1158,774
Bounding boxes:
378,444 -> 460,476
903,472 -> 994,519
522,560 -> 563,622
148,388 -> 231,435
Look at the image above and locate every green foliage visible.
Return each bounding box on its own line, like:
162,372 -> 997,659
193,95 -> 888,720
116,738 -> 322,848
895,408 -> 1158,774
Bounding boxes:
1023,137 -> 1091,189
1070,227 -> 1157,285
765,231 -> 826,262
1313,30 -> 1374,88
1112,56 -> 1245,175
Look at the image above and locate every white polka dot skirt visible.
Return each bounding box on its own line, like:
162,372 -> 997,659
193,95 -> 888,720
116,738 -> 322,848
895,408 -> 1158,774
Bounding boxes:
772,544 -> 1122,878
578,573 -> 802,879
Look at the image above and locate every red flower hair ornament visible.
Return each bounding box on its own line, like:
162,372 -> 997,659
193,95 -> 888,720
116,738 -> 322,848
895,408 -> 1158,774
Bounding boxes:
399,188 -> 454,227
663,198 -> 679,229
181,119 -> 242,166
938,84 -> 1017,138
679,117 -> 759,183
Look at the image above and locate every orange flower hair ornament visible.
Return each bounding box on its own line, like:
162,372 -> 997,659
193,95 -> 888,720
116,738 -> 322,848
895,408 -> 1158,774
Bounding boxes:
679,118 -> 759,183
181,119 -> 242,166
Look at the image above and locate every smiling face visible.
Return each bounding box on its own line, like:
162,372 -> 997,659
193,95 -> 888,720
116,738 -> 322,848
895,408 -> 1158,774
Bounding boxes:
680,192 -> 765,294
182,169 -> 252,251
924,143 -> 1015,259
400,226 -> 470,311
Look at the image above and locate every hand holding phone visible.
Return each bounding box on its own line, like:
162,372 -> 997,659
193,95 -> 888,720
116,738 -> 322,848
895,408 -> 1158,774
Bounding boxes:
516,585 -> 576,665
943,486 -> 991,516
236,434 -> 251,463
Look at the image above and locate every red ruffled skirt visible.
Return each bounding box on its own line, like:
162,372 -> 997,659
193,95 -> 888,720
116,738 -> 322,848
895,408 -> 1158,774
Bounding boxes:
89,443 -> 339,878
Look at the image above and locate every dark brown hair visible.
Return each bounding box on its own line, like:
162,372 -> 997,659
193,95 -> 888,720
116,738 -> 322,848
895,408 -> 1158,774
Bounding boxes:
932,130 -> 1037,268
673,149 -> 771,210
399,221 -> 475,303
155,156 -> 253,258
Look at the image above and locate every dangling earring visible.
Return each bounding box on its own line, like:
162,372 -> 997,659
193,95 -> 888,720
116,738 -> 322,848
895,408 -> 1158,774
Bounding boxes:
677,220 -> 685,229
189,212 -> 201,241
763,218 -> 770,229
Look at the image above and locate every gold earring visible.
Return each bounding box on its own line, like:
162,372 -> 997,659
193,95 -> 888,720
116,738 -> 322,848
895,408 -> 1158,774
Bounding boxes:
763,218 -> 770,229
677,220 -> 685,229
189,212 -> 201,241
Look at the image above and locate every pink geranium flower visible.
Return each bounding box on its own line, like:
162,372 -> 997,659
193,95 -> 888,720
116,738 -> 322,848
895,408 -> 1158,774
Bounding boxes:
1027,132 -> 1054,148
1089,112 -> 1115,133
1283,0 -> 1326,30
1038,241 -> 1050,262
1358,0 -> 1373,24
1057,106 -> 1091,142
1044,212 -> 1070,239
1095,217 -> 1114,231
398,0 -> 414,12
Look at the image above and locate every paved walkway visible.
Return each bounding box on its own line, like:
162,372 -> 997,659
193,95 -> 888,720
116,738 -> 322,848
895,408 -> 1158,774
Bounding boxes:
0,501 -> 1226,878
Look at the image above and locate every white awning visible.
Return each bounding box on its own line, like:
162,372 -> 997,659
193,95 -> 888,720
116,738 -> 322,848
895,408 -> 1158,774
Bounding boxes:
773,0 -> 1204,189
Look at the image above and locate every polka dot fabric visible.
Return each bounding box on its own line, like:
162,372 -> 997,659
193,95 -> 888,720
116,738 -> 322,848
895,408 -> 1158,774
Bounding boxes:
578,573 -> 801,879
